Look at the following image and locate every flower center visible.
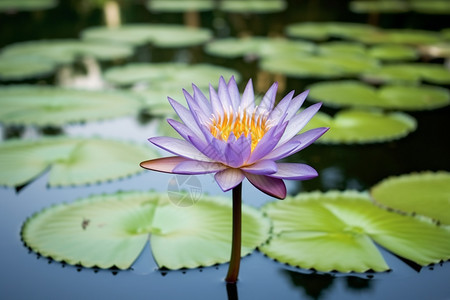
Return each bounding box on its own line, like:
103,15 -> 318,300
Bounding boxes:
209,107 -> 271,151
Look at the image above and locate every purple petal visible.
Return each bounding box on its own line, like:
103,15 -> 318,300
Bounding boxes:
167,118 -> 199,142
183,89 -> 211,130
241,160 -> 277,175
214,168 -> 245,191
227,76 -> 241,110
140,156 -> 190,173
269,163 -> 318,180
264,127 -> 329,161
224,141 -> 245,167
247,121 -> 287,164
172,160 -> 226,174
149,136 -> 211,161
257,82 -> 278,114
209,84 -> 224,116
188,134 -> 222,161
269,90 -> 295,124
192,84 -> 212,115
218,76 -> 234,112
168,97 -> 203,137
245,173 -> 286,199
277,102 -> 322,146
284,90 -> 309,122
241,79 -> 255,113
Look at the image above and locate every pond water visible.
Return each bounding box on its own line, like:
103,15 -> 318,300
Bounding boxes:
1,1 -> 449,299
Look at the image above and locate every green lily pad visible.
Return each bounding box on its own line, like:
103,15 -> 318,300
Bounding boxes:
0,85 -> 142,126
308,80 -> 450,110
286,22 -> 377,41
349,1 -> 410,13
442,29 -> 450,41
371,172 -> 450,225
261,53 -> 378,78
418,43 -> 450,59
260,191 -> 450,272
353,29 -> 442,45
318,42 -> 367,56
0,0 -> 57,12
411,1 -> 450,14
146,0 -> 214,12
301,109 -> 417,144
22,191 -> 270,270
0,39 -> 134,65
220,0 -> 286,13
362,63 -> 450,84
368,44 -> 418,61
205,37 -> 315,59
0,137 -> 154,187
104,62 -> 240,87
81,24 -> 212,48
0,55 -> 57,81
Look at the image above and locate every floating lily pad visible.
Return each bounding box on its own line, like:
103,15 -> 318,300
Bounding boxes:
308,80 -> 450,110
349,1 -> 409,13
220,0 -> 286,13
0,39 -> 134,65
0,55 -> 57,81
260,191 -> 450,272
0,137 -> 154,187
318,42 -> 366,56
146,0 -> 214,12
301,109 -> 417,144
418,43 -> 450,59
353,29 -> 442,45
442,29 -> 450,41
0,0 -> 57,12
0,85 -> 142,126
286,22 -> 377,41
371,172 -> 450,225
411,1 -> 450,14
205,37 -> 315,59
362,63 -> 450,84
368,44 -> 418,61
22,191 -> 270,270
104,62 -> 240,87
81,24 -> 212,48
261,53 -> 378,78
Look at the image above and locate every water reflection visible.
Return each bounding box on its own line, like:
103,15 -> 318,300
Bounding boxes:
282,269 -> 373,300
226,282 -> 239,300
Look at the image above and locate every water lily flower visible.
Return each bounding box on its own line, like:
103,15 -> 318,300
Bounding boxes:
140,76 -> 328,199
140,76 -> 328,283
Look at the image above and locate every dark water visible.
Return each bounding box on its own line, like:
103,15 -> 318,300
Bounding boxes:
1,1 -> 449,299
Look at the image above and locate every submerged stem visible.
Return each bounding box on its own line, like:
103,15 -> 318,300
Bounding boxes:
225,183 -> 242,283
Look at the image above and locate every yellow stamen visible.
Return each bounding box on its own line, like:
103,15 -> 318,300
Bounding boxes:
209,107 -> 271,151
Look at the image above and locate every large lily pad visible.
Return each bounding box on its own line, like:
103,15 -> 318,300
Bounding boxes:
368,44 -> 418,61
349,1 -> 409,13
261,53 -> 379,79
260,191 -> 450,272
352,29 -> 442,45
104,62 -> 240,87
308,80 -> 450,110
0,55 -> 57,81
301,109 -> 417,144
0,0 -> 57,12
0,137 -> 154,187
81,24 -> 212,48
0,85 -> 142,126
0,39 -> 134,65
410,1 -> 450,14
362,63 -> 450,84
146,0 -> 214,12
286,22 -> 377,41
205,37 -> 315,59
22,191 -> 270,270
219,0 -> 286,13
371,172 -> 450,225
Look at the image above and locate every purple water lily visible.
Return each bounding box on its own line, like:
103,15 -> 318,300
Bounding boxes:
141,76 -> 328,199
141,76 -> 328,283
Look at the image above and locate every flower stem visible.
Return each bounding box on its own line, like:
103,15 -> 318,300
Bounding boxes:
225,182 -> 242,283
